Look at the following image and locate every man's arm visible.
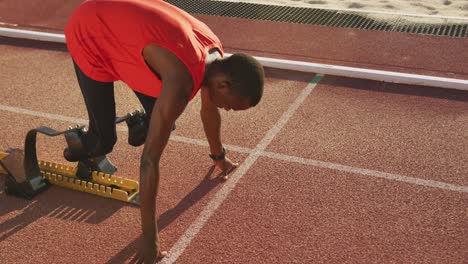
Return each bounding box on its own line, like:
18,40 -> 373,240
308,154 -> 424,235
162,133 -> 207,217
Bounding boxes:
200,87 -> 238,178
200,87 -> 223,156
140,44 -> 193,263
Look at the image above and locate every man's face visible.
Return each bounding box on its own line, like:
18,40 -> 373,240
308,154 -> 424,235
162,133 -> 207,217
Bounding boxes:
210,89 -> 251,111
206,78 -> 251,111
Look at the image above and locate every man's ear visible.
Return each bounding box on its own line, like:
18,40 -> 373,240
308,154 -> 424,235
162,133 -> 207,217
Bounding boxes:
211,71 -> 229,91
218,80 -> 231,91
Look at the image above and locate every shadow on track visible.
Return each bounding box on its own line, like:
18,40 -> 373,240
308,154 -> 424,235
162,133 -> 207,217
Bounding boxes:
106,165 -> 224,264
0,174 -> 124,242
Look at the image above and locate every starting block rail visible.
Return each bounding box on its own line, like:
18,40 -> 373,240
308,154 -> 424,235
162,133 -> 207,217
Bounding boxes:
0,151 -> 139,204
0,122 -> 141,205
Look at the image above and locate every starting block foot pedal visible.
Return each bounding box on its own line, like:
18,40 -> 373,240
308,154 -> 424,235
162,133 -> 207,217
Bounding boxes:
76,155 -> 117,181
0,149 -> 49,199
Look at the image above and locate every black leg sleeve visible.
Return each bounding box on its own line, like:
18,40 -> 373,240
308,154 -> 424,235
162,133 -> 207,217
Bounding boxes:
73,61 -> 117,157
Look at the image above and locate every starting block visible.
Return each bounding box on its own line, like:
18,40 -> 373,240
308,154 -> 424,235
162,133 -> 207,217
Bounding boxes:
0,120 -> 142,205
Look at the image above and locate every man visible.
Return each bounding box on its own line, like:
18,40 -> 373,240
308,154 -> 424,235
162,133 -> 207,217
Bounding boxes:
64,0 -> 264,262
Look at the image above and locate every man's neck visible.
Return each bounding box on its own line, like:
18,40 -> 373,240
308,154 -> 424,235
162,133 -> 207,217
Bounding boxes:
203,48 -> 222,85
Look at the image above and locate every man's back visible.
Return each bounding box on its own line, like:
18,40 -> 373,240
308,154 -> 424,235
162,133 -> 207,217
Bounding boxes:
65,0 -> 223,99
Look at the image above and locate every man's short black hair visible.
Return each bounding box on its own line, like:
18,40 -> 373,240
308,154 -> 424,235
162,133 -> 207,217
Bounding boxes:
221,53 -> 264,106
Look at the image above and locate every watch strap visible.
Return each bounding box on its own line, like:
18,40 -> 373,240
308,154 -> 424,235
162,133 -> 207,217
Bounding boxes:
209,147 -> 226,161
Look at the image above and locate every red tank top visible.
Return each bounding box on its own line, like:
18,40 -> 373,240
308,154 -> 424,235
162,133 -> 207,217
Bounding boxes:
65,0 -> 223,99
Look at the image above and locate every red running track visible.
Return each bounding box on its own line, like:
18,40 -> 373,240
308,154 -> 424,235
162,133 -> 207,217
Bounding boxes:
1,2 -> 467,263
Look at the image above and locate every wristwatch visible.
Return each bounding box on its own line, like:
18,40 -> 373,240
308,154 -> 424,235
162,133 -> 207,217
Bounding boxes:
209,147 -> 226,161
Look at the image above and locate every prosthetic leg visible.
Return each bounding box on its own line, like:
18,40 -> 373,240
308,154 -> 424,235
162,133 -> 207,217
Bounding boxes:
0,110 -> 153,205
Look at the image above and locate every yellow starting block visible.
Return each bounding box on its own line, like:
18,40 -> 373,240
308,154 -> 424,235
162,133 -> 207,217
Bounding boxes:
0,125 -> 139,205
0,151 -> 7,171
0,150 -> 139,204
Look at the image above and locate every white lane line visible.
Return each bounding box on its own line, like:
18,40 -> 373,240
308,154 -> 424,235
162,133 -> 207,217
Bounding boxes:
0,22 -> 18,26
170,135 -> 252,155
161,74 -> 324,263
3,27 -> 468,91
0,104 -> 88,125
256,74 -> 323,150
174,134 -> 468,193
0,101 -> 467,194
0,103 -> 252,154
262,151 -> 468,193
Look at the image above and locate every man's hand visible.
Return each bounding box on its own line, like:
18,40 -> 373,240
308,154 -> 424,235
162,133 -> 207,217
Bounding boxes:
138,242 -> 167,264
213,156 -> 238,180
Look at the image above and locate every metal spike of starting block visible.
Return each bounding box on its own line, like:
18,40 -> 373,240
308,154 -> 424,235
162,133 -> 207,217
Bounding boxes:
0,125 -> 140,205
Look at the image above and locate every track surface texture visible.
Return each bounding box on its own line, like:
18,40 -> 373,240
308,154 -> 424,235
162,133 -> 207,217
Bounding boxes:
1,1 -> 467,263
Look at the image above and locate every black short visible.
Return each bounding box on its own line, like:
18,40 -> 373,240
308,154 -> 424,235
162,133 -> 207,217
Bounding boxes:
72,60 -> 156,156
